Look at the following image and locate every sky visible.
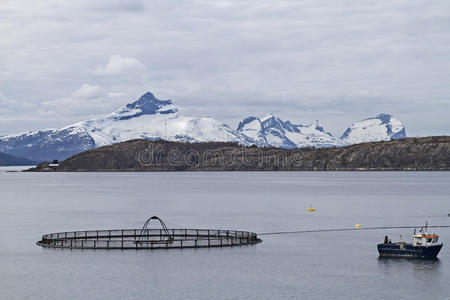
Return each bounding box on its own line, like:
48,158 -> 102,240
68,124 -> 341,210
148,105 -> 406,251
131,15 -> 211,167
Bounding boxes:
0,0 -> 449,137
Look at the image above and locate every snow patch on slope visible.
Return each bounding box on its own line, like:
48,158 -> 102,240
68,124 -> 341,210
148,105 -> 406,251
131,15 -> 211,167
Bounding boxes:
340,113 -> 406,144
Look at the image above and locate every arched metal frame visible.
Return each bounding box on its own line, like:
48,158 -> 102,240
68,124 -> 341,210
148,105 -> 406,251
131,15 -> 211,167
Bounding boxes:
135,216 -> 174,244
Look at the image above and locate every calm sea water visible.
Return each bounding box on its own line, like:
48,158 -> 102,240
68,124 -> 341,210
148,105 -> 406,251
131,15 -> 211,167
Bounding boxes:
0,168 -> 449,300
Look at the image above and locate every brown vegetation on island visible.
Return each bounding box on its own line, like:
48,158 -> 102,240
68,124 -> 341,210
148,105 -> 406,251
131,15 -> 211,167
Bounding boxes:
28,136 -> 450,172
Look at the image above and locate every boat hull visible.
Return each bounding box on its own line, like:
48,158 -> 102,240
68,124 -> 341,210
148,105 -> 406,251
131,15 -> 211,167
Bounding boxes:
377,243 -> 442,258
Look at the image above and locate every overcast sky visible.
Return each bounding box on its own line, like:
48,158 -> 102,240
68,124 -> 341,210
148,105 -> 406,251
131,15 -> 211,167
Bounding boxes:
0,0 -> 449,137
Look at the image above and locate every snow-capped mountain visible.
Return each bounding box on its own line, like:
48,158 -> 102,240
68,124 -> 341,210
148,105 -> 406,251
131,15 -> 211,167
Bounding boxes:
75,92 -> 250,147
340,113 -> 406,144
0,128 -> 95,162
0,92 -> 407,162
0,92 -> 251,161
237,114 -> 348,148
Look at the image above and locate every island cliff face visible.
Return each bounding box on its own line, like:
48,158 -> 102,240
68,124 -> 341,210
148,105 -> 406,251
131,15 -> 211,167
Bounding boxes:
29,136 -> 449,171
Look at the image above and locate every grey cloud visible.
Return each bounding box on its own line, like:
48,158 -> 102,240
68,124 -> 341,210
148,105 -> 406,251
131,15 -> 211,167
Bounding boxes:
86,0 -> 146,13
40,84 -> 127,118
94,55 -> 146,76
0,91 -> 16,106
0,0 -> 449,136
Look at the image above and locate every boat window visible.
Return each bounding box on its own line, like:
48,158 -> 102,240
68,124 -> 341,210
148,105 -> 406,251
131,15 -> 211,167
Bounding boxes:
432,238 -> 438,243
427,238 -> 432,243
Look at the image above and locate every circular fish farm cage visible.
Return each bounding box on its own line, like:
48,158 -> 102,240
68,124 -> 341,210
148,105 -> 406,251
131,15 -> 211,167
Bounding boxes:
37,216 -> 262,250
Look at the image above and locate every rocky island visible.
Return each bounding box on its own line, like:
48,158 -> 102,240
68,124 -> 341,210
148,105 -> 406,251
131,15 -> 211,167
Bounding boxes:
28,136 -> 449,172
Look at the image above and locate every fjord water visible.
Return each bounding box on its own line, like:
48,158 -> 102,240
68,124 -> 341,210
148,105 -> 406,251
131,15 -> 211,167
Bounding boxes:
0,169 -> 449,300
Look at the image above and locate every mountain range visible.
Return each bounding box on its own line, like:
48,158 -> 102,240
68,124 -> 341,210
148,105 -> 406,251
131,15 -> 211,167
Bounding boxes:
0,92 -> 406,162
0,152 -> 34,166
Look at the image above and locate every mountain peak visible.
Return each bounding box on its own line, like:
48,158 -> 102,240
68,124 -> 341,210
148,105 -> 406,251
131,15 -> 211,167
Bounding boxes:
140,91 -> 155,98
313,120 -> 326,133
341,113 -> 406,143
374,113 -> 394,124
261,113 -> 276,122
237,116 -> 261,131
376,113 -> 392,118
112,92 -> 178,120
137,92 -> 157,102
126,92 -> 177,114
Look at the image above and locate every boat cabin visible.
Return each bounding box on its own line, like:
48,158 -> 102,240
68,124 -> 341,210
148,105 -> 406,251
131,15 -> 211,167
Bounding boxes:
413,223 -> 440,246
413,233 -> 440,246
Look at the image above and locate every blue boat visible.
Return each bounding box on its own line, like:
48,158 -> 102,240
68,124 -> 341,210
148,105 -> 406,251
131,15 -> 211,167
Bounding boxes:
378,223 -> 443,258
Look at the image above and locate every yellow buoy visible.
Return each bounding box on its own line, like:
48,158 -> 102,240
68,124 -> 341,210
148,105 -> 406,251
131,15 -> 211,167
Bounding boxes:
355,224 -> 361,228
307,205 -> 316,212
